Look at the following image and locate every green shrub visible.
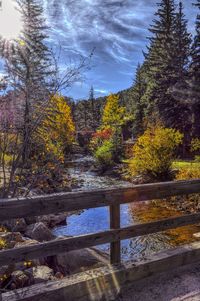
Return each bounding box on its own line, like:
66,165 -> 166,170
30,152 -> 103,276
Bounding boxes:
129,125 -> 183,181
91,126 -> 123,170
95,141 -> 114,171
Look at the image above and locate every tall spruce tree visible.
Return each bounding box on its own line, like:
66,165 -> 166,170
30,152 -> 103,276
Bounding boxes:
4,0 -> 53,99
174,2 -> 192,79
191,0 -> 200,76
89,86 -> 96,130
4,0 -> 54,161
144,0 -> 191,134
190,0 -> 200,137
171,1 -> 192,153
89,86 -> 94,111
147,0 -> 177,124
132,63 -> 147,138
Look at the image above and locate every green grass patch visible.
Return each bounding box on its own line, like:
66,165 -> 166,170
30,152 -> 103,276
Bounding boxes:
173,160 -> 200,180
122,159 -> 200,181
123,159 -> 200,168
172,160 -> 200,169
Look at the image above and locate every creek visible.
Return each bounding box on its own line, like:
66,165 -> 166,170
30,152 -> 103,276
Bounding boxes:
53,155 -> 200,261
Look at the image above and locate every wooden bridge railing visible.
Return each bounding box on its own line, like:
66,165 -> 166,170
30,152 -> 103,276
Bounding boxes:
0,179 -> 200,268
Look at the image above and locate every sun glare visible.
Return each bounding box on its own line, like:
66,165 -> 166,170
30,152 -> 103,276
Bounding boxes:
0,0 -> 22,40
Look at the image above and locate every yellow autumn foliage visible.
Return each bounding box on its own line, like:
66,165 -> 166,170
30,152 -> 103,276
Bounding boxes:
102,94 -> 126,128
176,166 -> 200,180
174,161 -> 200,180
129,126 -> 183,180
191,138 -> 200,152
91,94 -> 127,169
38,95 -> 75,161
0,238 -> 7,250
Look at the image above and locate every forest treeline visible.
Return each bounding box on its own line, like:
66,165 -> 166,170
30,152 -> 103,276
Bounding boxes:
74,0 -> 200,155
0,0 -> 199,197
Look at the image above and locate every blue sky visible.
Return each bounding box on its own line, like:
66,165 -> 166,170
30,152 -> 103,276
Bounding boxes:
44,0 -> 197,100
0,1 -> 198,100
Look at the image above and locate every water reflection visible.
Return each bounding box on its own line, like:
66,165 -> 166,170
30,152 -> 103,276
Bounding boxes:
53,156 -> 200,261
129,200 -> 199,247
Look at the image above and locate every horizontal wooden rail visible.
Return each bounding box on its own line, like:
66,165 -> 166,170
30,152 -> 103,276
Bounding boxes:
0,180 -> 200,222
1,212 -> 200,267
0,179 -> 200,300
3,241 -> 200,301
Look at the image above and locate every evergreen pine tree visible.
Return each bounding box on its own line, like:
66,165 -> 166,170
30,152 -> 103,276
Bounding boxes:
171,1 -> 192,154
190,0 -> 200,137
2,0 -> 54,161
147,0 -> 176,81
83,100 -> 89,129
5,0 -> 53,99
89,86 -> 97,130
147,0 -> 177,124
132,64 -> 147,138
89,86 -> 95,113
174,2 -> 192,79
144,0 -> 190,133
191,0 -> 200,77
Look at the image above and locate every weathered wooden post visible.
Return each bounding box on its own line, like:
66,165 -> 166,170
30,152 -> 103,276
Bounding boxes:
110,204 -> 121,264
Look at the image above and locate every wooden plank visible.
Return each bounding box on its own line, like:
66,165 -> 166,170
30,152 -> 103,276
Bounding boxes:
0,180 -> 200,221
170,291 -> 200,300
3,241 -> 200,301
110,204 -> 121,264
1,212 -> 200,267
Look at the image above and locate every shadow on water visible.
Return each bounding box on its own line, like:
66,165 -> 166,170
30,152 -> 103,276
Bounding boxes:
53,156 -> 200,261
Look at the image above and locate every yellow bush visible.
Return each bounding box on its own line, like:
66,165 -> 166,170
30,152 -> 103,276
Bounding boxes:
129,126 -> 183,180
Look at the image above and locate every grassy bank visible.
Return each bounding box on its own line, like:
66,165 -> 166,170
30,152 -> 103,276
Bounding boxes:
173,161 -> 200,169
122,159 -> 200,182
173,161 -> 200,180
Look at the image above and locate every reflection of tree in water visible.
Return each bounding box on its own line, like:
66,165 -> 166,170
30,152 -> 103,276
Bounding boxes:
122,233 -> 171,261
122,199 -> 200,261
54,162 -> 200,261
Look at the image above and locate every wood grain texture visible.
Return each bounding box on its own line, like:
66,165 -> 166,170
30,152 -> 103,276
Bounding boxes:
3,241 -> 200,301
110,204 -> 121,264
1,212 -> 200,267
0,180 -> 200,221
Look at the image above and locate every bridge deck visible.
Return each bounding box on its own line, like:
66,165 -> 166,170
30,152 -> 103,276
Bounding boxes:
3,241 -> 200,301
1,180 -> 200,300
116,262 -> 200,301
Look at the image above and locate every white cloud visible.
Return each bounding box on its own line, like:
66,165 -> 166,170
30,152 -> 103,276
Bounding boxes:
94,89 -> 108,95
43,1 -> 197,98
0,0 -> 22,40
